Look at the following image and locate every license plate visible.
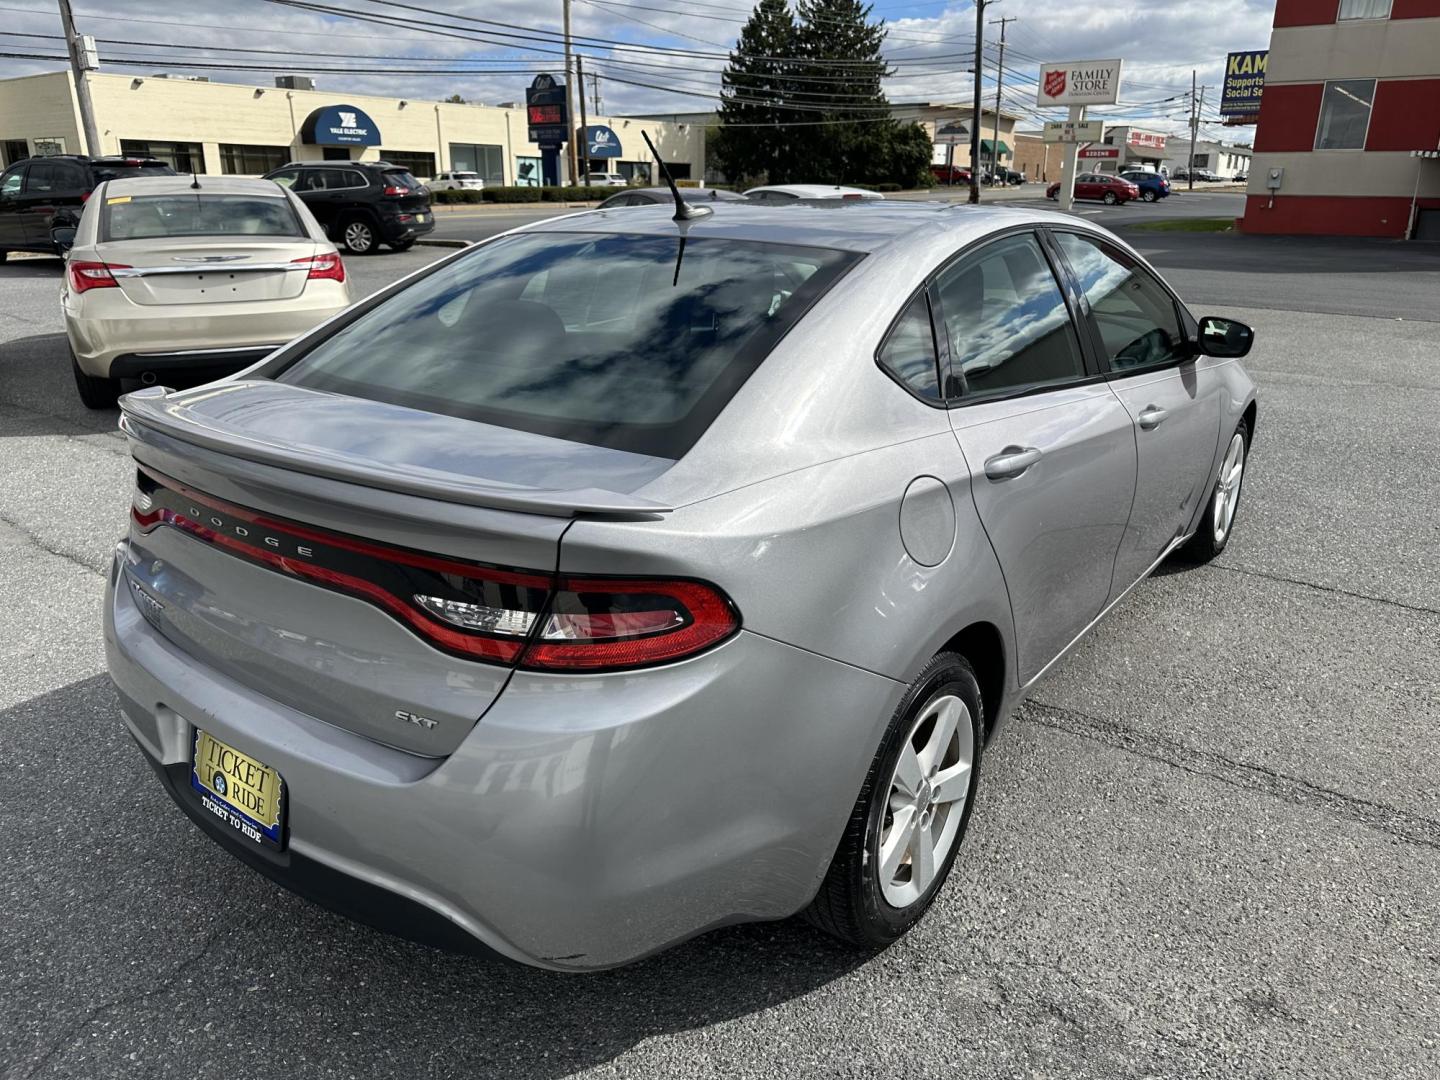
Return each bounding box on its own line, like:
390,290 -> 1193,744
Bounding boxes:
414,213 -> 427,222
190,728 -> 285,849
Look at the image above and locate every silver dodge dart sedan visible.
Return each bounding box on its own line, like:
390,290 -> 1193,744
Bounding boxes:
105,200 -> 1256,970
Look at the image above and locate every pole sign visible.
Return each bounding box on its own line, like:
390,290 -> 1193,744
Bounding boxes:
1036,59 -> 1123,107
526,73 -> 569,147
1220,50 -> 1267,120
1043,119 -> 1103,143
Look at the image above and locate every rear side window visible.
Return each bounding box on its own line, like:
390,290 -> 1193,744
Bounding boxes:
1054,232 -> 1186,372
273,231 -> 859,457
934,233 -> 1085,400
876,292 -> 942,402
101,193 -> 305,241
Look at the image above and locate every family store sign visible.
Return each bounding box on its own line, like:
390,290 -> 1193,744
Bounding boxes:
1036,59 -> 1124,107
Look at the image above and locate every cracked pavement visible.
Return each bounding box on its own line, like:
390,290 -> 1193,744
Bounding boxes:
2,235 -> 1438,1079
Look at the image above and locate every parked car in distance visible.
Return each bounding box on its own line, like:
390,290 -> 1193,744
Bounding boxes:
1233,172 -> 1248,184
263,160 -> 433,255
1046,173 -> 1141,204
745,184 -> 884,202
63,174 -> 351,408
582,172 -> 629,187
930,164 -> 972,185
107,201 -> 1256,970
598,186 -> 747,209
1120,170 -> 1171,202
0,154 -> 175,260
429,170 -> 484,191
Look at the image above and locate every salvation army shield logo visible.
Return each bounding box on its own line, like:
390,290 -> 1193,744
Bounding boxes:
1043,69 -> 1067,99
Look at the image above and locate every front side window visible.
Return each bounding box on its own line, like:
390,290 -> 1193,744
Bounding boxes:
1339,0 -> 1391,18
1054,232 -> 1186,373
934,233 -> 1085,400
0,167 -> 23,198
1315,79 -> 1375,149
267,169 -> 300,189
272,232 -> 860,457
876,291 -> 942,402
101,193 -> 305,241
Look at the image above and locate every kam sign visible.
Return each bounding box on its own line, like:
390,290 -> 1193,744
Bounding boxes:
1036,59 -> 1123,106
1220,49 -> 1267,119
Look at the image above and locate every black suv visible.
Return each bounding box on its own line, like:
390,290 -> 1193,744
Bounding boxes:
0,155 -> 175,261
263,161 -> 433,254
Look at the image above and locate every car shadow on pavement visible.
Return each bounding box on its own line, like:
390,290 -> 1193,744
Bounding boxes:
5,674 -> 873,1079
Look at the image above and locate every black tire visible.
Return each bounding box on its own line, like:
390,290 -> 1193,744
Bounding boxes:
0,250 -> 8,264
1143,190 -> 1157,203
1103,191 -> 1119,205
340,216 -> 378,255
1177,419 -> 1250,565
805,652 -> 984,948
71,351 -> 120,410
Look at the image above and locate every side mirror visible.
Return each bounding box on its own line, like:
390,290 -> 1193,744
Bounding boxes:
1196,315 -> 1253,359
52,227 -> 77,255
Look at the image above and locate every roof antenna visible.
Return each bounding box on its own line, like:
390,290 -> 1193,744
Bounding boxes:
642,131 -> 710,221
190,170 -> 201,190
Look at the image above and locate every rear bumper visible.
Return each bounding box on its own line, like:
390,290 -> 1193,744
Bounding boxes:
110,346 -> 278,380
105,541 -> 904,970
65,281 -> 351,376
379,211 -> 436,243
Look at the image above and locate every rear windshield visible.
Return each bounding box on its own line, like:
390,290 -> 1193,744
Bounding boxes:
101,193 -> 305,242
272,231 -> 858,457
93,162 -> 174,181
383,170 -> 422,190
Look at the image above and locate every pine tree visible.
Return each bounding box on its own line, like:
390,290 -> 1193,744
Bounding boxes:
711,0 -> 798,184
792,0 -> 892,184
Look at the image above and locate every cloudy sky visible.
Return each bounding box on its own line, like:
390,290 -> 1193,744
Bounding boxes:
0,0 -> 1273,141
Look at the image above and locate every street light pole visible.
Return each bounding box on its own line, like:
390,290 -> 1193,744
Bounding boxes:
57,0 -> 100,156
563,0 -> 577,185
967,0 -> 991,204
577,54 -> 590,183
1188,69 -> 1198,192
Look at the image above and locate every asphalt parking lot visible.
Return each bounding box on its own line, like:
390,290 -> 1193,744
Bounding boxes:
3,224 -> 1439,1079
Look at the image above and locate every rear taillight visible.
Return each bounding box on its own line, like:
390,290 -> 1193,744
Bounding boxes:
69,260 -> 128,294
292,252 -> 345,283
382,184 -> 409,196
842,193 -> 863,200
131,470 -> 739,671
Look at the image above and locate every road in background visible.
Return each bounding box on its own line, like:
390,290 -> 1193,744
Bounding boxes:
3,231 -> 1439,1079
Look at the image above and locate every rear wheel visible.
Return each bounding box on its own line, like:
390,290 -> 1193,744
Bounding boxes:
1178,421 -> 1249,564
340,217 -> 378,255
806,652 -> 983,948
1142,190 -> 1157,203
1103,191 -> 1119,205
71,350 -> 120,410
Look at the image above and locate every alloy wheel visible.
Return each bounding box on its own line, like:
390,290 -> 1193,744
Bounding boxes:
345,222 -> 374,253
1212,431 -> 1246,543
876,693 -> 974,909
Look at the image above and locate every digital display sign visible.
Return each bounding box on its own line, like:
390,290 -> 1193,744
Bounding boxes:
528,104 -> 563,126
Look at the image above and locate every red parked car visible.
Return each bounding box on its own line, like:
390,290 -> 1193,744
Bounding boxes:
930,163 -> 972,185
1045,172 -> 1141,205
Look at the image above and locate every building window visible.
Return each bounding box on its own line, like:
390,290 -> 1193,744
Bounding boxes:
1314,79 -> 1375,150
219,144 -> 289,175
1338,0 -> 1391,18
2,139 -> 28,166
448,143 -> 504,184
381,150 -> 435,180
119,139 -> 203,172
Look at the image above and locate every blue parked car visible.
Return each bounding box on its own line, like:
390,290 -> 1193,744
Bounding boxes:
1120,171 -> 1170,202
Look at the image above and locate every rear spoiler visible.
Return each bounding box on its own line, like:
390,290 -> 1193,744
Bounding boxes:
118,388 -> 674,518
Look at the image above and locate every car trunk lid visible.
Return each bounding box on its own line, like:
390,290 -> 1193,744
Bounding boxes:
117,380 -> 674,756
97,238 -> 320,306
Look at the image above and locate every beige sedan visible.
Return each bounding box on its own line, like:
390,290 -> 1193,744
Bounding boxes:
63,174 -> 352,408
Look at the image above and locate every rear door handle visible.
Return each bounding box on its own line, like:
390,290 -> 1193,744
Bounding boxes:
1137,405 -> 1169,430
984,445 -> 1042,481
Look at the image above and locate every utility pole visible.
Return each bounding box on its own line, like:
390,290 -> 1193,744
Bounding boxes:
563,0 -> 577,185
967,0 -> 995,204
577,54 -> 590,182
592,73 -> 602,115
989,15 -> 1016,182
1187,70 -> 1198,192
57,0 -> 100,156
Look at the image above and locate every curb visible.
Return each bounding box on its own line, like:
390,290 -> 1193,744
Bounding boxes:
416,238 -> 472,249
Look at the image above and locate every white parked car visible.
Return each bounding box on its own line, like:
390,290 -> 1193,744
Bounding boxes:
62,175 -> 352,408
582,172 -> 629,187
429,171 -> 485,191
744,184 -> 885,203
